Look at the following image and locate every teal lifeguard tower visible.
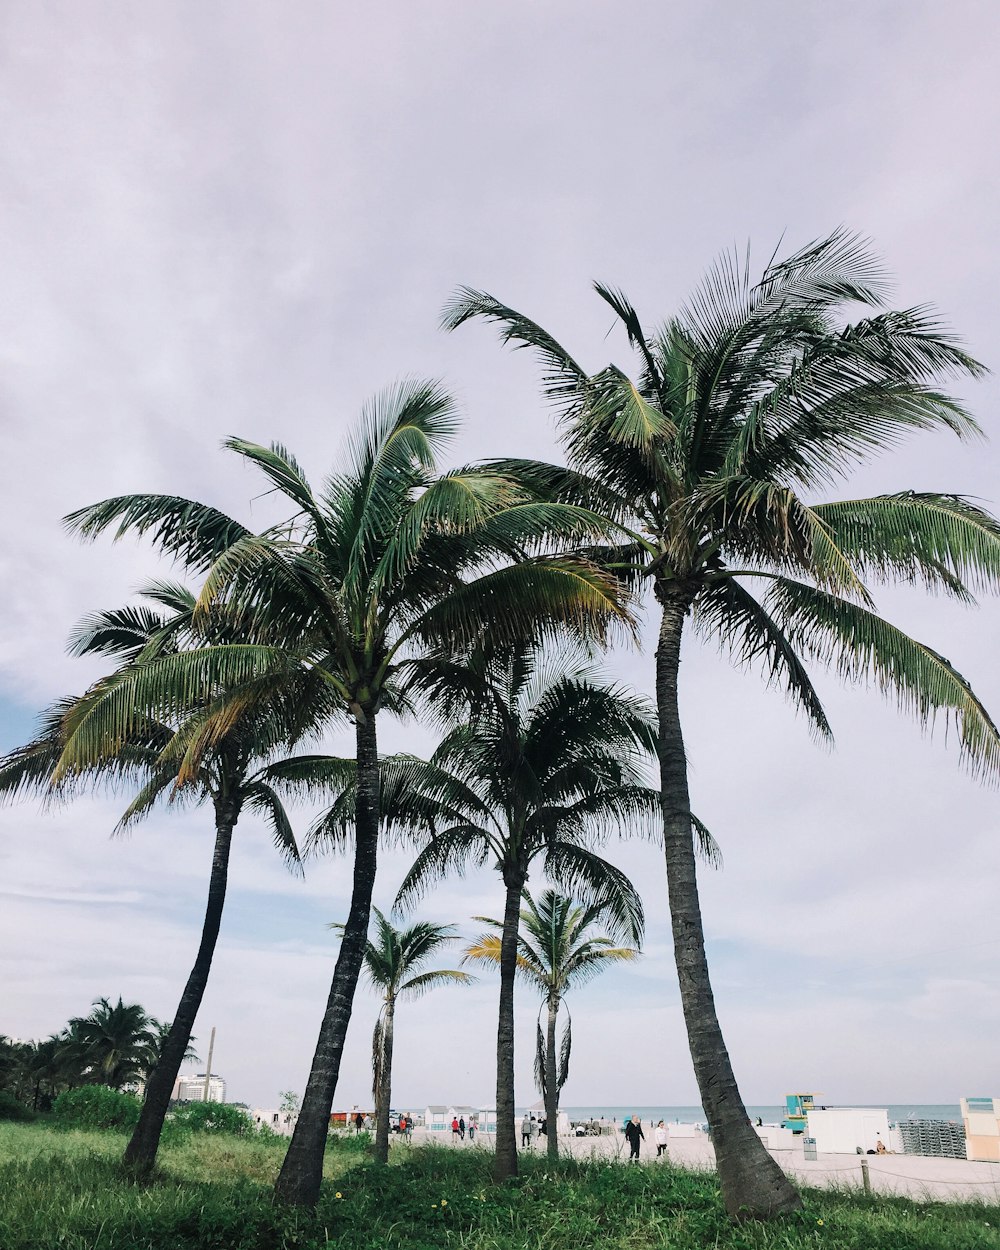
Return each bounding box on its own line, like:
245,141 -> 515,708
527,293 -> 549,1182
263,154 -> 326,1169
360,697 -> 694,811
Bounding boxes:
781,1093 -> 817,1133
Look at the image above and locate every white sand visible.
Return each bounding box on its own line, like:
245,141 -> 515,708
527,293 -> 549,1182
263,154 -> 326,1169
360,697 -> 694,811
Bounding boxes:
402,1127 -> 1000,1204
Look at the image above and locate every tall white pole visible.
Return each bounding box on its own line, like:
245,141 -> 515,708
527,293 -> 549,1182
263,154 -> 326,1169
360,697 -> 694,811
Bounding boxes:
202,1026 -> 216,1102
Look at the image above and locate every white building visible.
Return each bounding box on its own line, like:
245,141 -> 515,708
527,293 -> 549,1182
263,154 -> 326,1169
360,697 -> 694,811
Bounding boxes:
253,1108 -> 299,1137
806,1107 -> 889,1154
171,1073 -> 227,1103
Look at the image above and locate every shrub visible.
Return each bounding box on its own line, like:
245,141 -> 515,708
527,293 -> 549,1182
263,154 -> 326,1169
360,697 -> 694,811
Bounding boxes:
52,1085 -> 140,1131
0,1092 -> 35,1123
169,1101 -> 255,1137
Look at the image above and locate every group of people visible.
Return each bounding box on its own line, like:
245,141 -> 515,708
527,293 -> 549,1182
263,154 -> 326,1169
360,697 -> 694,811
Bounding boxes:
519,1114 -> 549,1147
623,1116 -> 670,1161
450,1115 -> 477,1142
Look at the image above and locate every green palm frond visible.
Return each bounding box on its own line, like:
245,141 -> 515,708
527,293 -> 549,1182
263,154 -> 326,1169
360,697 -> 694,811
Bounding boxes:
63,494 -> 250,573
441,288 -> 588,416
541,844 -> 644,946
243,781 -> 303,875
812,493 -> 1000,598
694,577 -> 832,739
767,577 -> 1000,777
393,825 -> 494,912
53,645 -> 301,778
397,970 -> 475,999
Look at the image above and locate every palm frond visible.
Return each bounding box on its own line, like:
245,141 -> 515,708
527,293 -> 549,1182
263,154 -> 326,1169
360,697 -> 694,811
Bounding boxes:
693,576 -> 831,739
812,493 -> 1000,598
441,288 -> 588,416
243,781 -> 303,875
767,577 -> 1000,778
63,495 -> 250,572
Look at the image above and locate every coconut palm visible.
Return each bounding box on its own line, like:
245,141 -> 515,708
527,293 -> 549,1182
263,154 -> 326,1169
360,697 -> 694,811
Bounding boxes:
391,643 -> 663,1181
0,583 -> 329,1176
464,888 -> 639,1161
339,907 -> 473,1163
444,229 -> 1000,1216
62,380 -> 630,1207
67,998 -> 159,1090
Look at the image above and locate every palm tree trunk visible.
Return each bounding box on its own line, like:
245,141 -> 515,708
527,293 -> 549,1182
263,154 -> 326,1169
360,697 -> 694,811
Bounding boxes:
123,798 -> 237,1176
544,992 -> 559,1161
373,1000 -> 394,1164
656,592 -> 801,1219
494,869 -> 524,1181
275,714 -> 380,1208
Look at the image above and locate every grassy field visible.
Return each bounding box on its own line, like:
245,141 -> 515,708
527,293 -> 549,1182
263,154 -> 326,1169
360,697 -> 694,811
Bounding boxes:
1,1121 -> 999,1249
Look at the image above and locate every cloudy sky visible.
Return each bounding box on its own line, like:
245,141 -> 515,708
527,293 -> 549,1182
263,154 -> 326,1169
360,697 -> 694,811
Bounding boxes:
2,1 -> 999,1113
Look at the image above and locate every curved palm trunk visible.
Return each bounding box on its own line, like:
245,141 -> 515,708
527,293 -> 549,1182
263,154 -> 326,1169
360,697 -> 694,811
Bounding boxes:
275,715 -> 380,1208
373,999 -> 395,1164
494,869 -> 524,1181
656,593 -> 801,1219
123,797 -> 237,1176
543,992 -> 559,1161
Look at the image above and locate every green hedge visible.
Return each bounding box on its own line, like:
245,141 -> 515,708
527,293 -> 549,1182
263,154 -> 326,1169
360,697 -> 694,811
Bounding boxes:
51,1085 -> 141,1131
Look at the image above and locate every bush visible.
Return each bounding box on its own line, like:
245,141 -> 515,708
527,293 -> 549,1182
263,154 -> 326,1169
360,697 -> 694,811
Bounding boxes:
169,1101 -> 255,1137
51,1085 -> 140,1132
0,1092 -> 35,1123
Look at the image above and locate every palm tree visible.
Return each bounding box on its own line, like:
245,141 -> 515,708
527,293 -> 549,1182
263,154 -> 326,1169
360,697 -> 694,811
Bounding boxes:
443,229 -> 1000,1216
62,380 -> 630,1207
0,584 -> 324,1176
68,998 -> 159,1090
392,644 -> 661,1181
464,888 -> 639,1161
341,907 -> 473,1163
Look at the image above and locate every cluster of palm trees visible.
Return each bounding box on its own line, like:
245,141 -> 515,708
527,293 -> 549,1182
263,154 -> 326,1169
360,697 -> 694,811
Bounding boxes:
0,998 -> 195,1110
4,230 -> 1000,1220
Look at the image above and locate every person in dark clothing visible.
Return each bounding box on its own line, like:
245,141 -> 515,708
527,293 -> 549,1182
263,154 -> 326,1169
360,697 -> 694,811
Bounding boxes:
459,1116 -> 466,1140
624,1114 -> 644,1161
354,1112 -> 364,1135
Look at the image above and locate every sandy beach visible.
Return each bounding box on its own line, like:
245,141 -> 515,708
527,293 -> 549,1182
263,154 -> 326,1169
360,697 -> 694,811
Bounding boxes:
403,1127 -> 1000,1204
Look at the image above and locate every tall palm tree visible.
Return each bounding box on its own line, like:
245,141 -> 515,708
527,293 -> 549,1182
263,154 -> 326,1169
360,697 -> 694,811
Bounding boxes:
464,888 -> 640,1161
68,998 -> 159,1090
0,584 -> 324,1176
392,644 -> 661,1181
341,907 -> 472,1163
62,380 -> 630,1207
444,229 -> 1000,1216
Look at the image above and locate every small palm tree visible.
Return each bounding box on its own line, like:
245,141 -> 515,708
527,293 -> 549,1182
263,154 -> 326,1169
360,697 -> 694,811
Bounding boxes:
341,907 -> 472,1164
464,888 -> 639,1161
392,643 -> 661,1181
445,229 -> 1000,1216
62,381 -> 629,1207
68,998 -> 159,1090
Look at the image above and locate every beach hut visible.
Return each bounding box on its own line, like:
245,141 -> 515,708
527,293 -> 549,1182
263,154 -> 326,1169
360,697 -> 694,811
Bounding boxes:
962,1097 -> 1000,1162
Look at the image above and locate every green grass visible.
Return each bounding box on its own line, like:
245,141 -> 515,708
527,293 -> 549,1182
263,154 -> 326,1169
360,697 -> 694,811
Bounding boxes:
0,1122 -> 998,1249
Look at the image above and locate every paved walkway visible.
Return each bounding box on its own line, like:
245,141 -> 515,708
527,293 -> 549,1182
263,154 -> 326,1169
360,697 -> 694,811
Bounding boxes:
404,1127 -> 1000,1204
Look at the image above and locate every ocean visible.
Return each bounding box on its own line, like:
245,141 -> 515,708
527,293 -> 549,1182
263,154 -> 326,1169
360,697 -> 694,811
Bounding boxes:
556,1104 -> 963,1126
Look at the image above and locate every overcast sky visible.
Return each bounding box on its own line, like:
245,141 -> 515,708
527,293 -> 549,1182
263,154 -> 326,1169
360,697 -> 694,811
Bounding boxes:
2,1 -> 999,1114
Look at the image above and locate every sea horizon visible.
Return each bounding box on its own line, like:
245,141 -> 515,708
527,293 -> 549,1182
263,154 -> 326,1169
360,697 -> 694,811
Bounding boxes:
547,1103 -> 964,1125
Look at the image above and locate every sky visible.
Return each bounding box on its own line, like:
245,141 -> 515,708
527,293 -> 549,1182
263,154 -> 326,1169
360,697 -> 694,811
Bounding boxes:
2,1 -> 999,1113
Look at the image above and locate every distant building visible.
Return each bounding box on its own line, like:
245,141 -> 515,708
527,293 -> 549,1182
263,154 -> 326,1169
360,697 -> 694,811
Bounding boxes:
171,1073 -> 226,1102
253,1108 -> 298,1136
963,1097 -> 1000,1162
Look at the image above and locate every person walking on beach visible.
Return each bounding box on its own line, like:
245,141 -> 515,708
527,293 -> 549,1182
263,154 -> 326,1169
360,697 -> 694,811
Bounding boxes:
624,1114 -> 644,1162
654,1120 -> 668,1158
451,1116 -> 460,1142
522,1115 -> 536,1149
459,1115 -> 466,1141
354,1112 -> 364,1135
469,1119 -> 476,1142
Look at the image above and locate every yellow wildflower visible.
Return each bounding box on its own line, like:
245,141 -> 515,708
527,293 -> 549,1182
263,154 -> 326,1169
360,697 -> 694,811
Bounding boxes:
441,1200 -> 448,1207
817,1218 -> 824,1226
335,1192 -> 343,1200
